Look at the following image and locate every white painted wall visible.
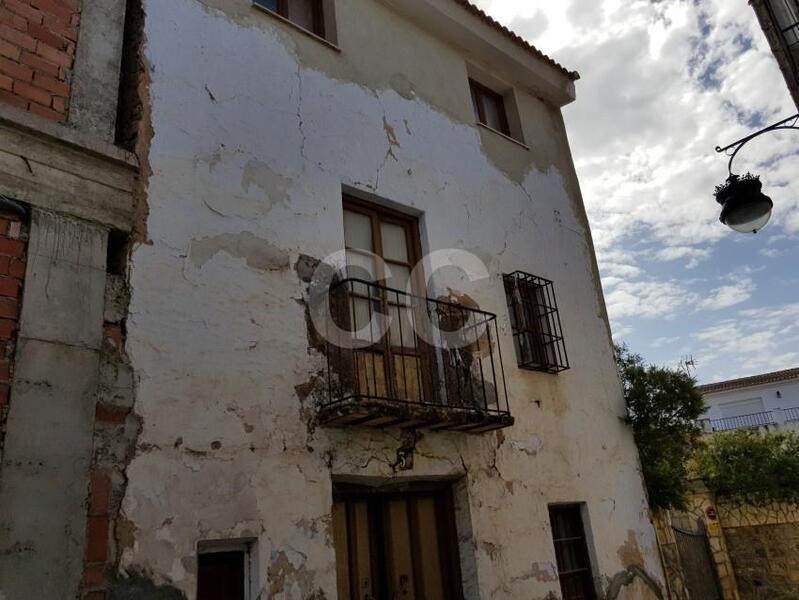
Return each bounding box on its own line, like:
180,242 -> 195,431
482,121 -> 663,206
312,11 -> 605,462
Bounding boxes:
120,0 -> 666,598
701,377 -> 799,428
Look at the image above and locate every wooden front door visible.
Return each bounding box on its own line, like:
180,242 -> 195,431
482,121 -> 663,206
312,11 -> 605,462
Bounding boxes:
332,485 -> 464,600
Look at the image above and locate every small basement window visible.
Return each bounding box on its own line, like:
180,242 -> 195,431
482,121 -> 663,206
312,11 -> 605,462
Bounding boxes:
549,504 -> 598,600
253,0 -> 326,38
469,78 -> 511,137
503,271 -> 569,373
197,540 -> 256,600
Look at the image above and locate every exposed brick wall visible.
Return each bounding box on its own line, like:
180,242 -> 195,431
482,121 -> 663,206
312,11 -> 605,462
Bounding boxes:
80,270 -> 138,600
0,0 -> 81,122
0,207 -> 27,465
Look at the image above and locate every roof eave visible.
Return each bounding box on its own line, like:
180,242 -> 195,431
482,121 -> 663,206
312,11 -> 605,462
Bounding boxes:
380,0 -> 578,107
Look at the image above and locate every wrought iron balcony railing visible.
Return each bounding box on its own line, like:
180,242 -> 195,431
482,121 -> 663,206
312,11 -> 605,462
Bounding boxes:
706,411 -> 776,432
320,278 -> 513,433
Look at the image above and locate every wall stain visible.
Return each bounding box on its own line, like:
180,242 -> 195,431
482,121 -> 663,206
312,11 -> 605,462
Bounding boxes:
617,529 -> 644,568
603,565 -> 663,600
189,232 -> 290,271
109,571 -> 187,600
241,159 -> 292,210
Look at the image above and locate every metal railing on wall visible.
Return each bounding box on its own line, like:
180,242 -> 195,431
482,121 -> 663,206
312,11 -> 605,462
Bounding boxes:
324,278 -> 510,418
706,411 -> 776,432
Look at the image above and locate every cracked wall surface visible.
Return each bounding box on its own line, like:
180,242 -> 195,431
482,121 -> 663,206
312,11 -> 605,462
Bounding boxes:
117,0 -> 667,597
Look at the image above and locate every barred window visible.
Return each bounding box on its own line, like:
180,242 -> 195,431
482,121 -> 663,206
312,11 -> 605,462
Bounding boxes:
549,504 -> 598,600
503,271 -> 569,373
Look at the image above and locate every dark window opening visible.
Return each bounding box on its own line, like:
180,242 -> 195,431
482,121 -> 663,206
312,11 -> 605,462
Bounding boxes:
549,504 -> 597,600
254,0 -> 325,38
197,551 -> 245,600
469,79 -> 511,137
106,230 -> 129,276
332,483 -> 464,600
197,541 -> 256,600
115,0 -> 145,150
503,271 -> 569,374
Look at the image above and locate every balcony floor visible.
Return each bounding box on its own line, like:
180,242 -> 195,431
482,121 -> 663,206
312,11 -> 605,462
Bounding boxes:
319,397 -> 514,433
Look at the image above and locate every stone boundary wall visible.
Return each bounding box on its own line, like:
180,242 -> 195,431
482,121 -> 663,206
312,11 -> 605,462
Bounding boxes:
656,486 -> 799,600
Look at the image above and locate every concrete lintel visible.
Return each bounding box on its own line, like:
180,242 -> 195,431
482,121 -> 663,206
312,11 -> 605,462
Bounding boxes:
0,113 -> 137,231
69,0 -> 129,143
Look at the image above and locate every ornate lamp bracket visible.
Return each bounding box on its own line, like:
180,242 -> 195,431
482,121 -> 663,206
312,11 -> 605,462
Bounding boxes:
716,113 -> 799,176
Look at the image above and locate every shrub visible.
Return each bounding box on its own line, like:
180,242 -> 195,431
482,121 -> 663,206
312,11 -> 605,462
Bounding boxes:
693,429 -> 799,504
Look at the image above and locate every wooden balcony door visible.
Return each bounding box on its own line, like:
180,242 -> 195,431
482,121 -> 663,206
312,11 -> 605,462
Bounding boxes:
343,197 -> 426,404
332,485 -> 464,600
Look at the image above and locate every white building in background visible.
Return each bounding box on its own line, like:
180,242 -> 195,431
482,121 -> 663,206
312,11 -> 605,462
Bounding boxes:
698,367 -> 799,433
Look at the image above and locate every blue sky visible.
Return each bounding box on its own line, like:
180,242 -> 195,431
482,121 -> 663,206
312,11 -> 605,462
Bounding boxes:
475,0 -> 799,383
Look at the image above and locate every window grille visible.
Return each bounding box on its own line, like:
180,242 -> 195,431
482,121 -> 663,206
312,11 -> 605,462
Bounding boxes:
503,271 -> 569,374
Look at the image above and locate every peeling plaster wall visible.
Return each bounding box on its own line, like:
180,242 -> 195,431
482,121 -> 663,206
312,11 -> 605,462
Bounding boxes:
120,0 -> 666,598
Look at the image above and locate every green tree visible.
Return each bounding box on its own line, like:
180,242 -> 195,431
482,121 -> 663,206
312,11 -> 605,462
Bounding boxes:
614,344 -> 706,510
694,429 -> 799,504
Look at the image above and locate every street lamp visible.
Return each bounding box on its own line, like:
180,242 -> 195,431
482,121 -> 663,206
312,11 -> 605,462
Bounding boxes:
714,113 -> 798,233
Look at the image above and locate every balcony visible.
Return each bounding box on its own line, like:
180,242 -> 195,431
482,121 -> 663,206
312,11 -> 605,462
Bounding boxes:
320,278 -> 513,433
702,411 -> 776,433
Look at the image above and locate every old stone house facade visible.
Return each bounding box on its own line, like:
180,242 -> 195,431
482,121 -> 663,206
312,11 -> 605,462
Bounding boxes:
0,1 -> 667,599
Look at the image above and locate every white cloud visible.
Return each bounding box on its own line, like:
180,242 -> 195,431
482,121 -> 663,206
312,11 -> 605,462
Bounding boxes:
692,303 -> 799,379
605,280 -> 698,320
654,246 -> 712,269
698,278 -> 756,310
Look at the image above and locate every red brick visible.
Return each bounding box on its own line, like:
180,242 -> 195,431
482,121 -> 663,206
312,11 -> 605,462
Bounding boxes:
28,99 -> 60,120
59,0 -> 81,12
0,237 -> 25,258
20,49 -> 58,76
0,24 -> 37,52
88,471 -> 112,516
35,41 -> 70,68
0,359 -> 10,381
0,277 -> 19,297
85,516 -> 109,563
8,258 -> 24,278
30,0 -> 72,22
0,73 -> 11,90
32,70 -> 66,94
0,7 -> 27,30
0,55 -> 33,81
42,13 -> 77,41
0,383 -> 9,406
13,80 -> 50,105
27,22 -> 66,50
0,39 -> 20,60
0,88 -> 27,110
0,297 -> 18,319
51,93 -> 65,112
104,323 -> 124,351
81,563 -> 107,589
0,219 -> 9,236
0,317 -> 15,338
0,255 -> 9,275
84,591 -> 106,600
4,0 -> 43,25
95,404 -> 128,425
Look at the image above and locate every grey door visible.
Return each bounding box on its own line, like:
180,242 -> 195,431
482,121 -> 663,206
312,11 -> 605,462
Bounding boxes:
673,523 -> 722,600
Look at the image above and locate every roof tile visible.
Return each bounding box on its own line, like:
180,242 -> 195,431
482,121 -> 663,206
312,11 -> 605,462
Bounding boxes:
452,0 -> 580,81
698,367 -> 799,394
